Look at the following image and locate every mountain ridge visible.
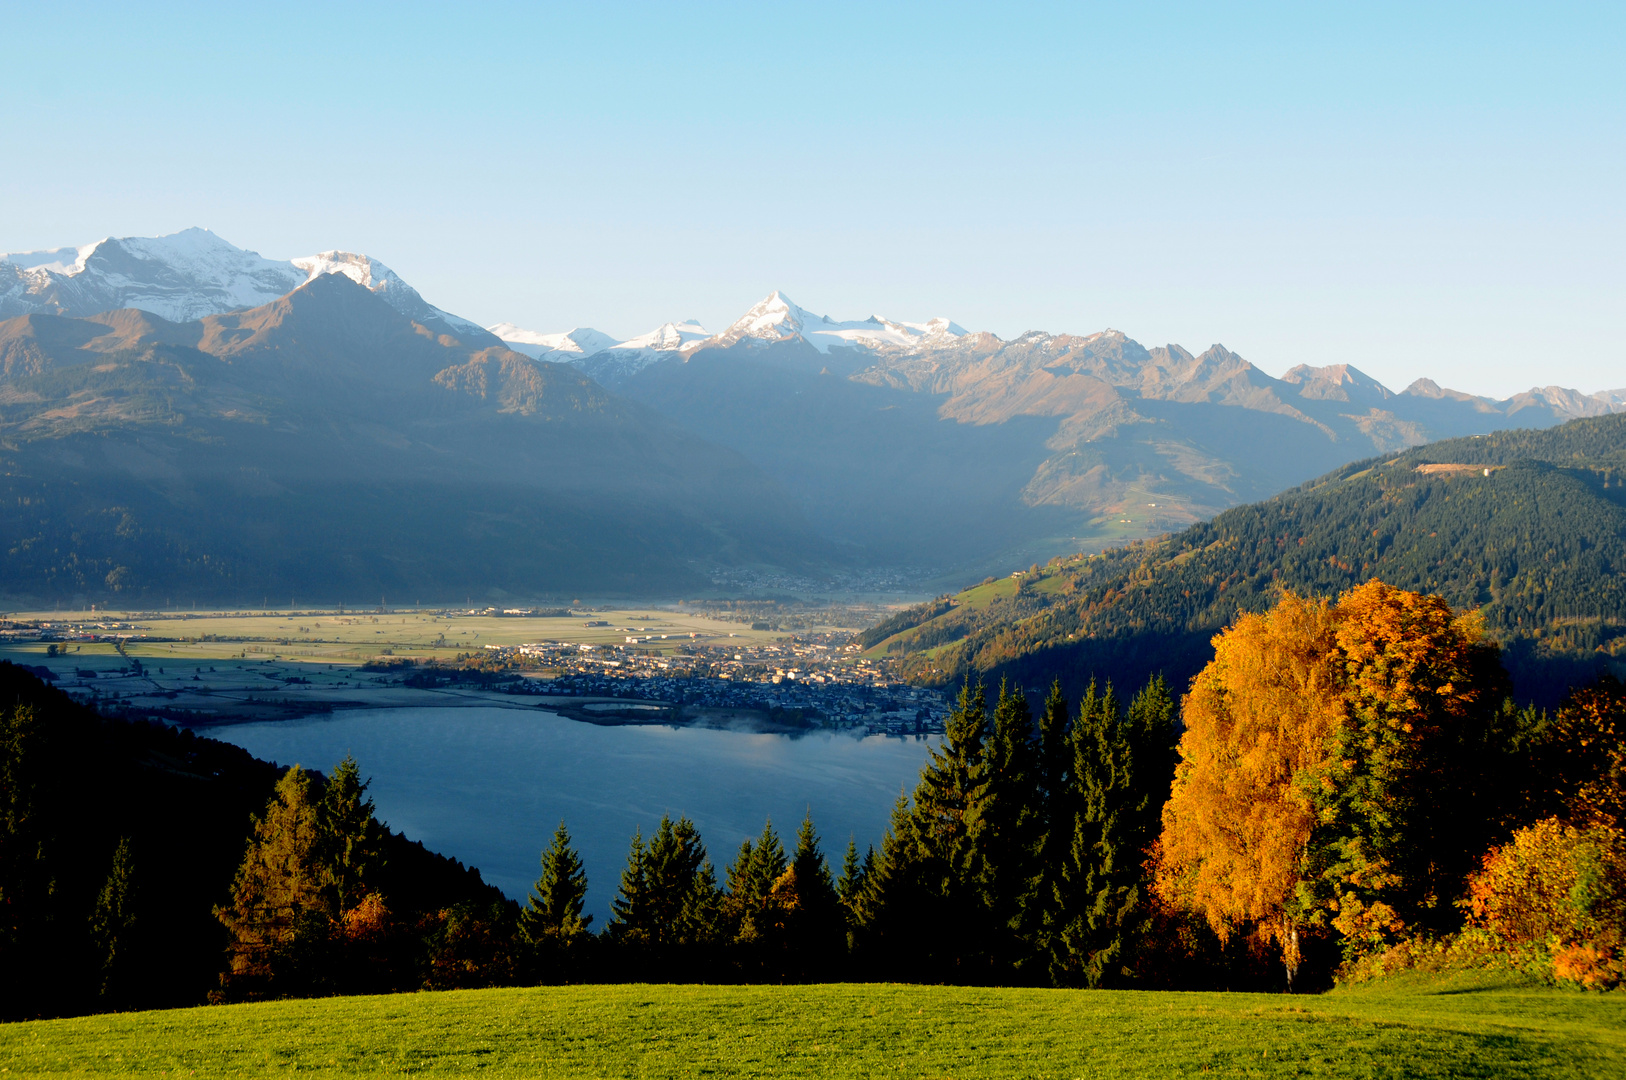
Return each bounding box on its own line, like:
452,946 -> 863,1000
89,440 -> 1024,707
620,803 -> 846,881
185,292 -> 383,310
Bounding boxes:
1,228 -> 500,350
864,413 -> 1626,707
0,274 -> 828,603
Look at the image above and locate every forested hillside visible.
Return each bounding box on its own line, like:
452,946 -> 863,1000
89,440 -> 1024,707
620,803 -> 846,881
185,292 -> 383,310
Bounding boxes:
869,415 -> 1626,705
0,663 -> 503,1019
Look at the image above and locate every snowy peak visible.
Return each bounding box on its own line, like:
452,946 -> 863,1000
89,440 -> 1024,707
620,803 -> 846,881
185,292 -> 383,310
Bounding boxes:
0,228 -> 495,347
1,228 -> 305,323
707,291 -> 967,355
488,324 -> 622,360
614,319 -> 710,352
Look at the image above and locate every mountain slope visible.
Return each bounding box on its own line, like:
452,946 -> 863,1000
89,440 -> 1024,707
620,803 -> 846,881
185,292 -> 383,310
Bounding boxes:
511,291 -> 1625,572
0,228 -> 499,348
0,274 -> 827,604
867,414 -> 1626,705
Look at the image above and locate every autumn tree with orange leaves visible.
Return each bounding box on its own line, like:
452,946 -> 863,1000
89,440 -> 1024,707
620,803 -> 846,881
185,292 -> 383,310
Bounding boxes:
1154,581 -> 1512,987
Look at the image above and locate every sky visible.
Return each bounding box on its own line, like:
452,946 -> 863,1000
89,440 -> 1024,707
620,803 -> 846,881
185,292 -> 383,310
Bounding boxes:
4,1 -> 1622,398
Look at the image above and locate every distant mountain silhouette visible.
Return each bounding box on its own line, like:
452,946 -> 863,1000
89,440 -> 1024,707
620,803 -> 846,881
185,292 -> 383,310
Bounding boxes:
0,274 -> 826,605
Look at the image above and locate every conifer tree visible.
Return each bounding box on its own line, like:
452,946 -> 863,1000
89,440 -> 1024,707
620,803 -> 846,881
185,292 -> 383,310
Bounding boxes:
1,703 -> 50,1008
88,837 -> 137,1002
1029,680 -> 1073,952
976,680 -> 1041,974
862,683 -> 993,978
611,816 -> 717,975
836,838 -> 867,915
909,680 -> 989,902
520,821 -> 592,951
643,815 -> 718,949
609,827 -> 651,945
318,755 -> 382,914
1050,679 -> 1153,987
784,813 -> 844,977
723,819 -> 788,953
215,765 -> 334,998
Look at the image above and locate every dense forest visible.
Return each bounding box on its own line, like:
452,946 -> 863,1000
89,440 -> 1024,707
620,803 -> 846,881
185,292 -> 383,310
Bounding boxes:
7,576 -> 1623,1015
0,663 -> 503,1019
872,414 -> 1626,706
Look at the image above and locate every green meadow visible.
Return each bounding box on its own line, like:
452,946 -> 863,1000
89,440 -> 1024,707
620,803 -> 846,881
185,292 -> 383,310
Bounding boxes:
3,975 -> 1621,1078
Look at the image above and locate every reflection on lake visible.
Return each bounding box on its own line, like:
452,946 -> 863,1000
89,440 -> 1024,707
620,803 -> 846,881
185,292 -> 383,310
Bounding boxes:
200,707 -> 936,921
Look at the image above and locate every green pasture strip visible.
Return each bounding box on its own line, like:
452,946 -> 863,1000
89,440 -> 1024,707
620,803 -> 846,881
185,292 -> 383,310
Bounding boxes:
3,980 -> 1621,1078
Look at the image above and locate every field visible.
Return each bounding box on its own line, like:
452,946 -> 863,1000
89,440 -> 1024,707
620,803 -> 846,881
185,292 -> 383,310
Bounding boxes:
3,976 -> 1621,1078
0,607 -> 857,723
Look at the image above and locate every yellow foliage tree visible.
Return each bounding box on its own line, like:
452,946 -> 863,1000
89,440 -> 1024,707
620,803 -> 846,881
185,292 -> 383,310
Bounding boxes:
1155,581 -> 1508,985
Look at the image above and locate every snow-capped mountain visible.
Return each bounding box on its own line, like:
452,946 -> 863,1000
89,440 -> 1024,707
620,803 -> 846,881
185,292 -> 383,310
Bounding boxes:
0,228 -> 497,347
487,325 -> 622,360
709,291 -> 967,354
493,292 -> 968,387
613,319 -> 711,353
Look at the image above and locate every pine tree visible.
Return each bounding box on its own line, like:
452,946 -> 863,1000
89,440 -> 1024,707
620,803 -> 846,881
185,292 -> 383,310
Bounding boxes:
836,838 -> 867,914
215,765 -> 334,999
611,816 -> 717,975
910,679 -> 989,898
609,827 -> 651,945
1029,680 -> 1073,954
520,821 -> 592,948
318,755 -> 382,914
643,815 -> 717,949
976,679 -> 1041,975
784,813 -> 844,978
88,837 -> 137,1002
0,703 -> 55,1013
1050,679 -> 1150,987
1125,675 -> 1177,847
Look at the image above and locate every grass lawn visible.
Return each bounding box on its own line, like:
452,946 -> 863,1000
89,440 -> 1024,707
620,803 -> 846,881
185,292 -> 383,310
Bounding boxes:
3,975 -> 1620,1078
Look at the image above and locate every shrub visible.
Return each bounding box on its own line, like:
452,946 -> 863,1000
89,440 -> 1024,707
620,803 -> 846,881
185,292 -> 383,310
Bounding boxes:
1465,816 -> 1626,988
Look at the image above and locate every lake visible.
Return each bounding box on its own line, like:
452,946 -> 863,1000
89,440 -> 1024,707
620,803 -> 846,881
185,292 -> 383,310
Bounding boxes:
199,706 -> 937,921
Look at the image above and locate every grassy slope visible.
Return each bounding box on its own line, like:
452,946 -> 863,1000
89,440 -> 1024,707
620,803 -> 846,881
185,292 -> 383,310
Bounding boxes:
4,978 -> 1622,1078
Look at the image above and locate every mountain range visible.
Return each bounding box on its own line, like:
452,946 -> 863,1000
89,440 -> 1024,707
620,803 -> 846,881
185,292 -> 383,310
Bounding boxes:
495,290 -> 1625,569
4,228 -> 1623,600
1,228 -> 499,349
0,270 -> 822,605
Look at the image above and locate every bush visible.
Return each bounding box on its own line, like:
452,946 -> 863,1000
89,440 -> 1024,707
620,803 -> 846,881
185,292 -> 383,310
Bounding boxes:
1465,816 -> 1626,988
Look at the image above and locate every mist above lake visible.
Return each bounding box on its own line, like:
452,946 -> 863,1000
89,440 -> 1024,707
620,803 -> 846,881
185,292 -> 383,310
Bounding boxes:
200,706 -> 935,921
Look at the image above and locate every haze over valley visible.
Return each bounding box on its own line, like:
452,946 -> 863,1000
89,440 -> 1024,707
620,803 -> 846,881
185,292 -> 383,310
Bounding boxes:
3,228 -> 1622,605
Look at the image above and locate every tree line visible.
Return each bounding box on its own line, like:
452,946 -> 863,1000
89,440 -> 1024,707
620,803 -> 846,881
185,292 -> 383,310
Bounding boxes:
208,580 -> 1625,997
205,673 -> 1181,994
6,575 -> 1623,1015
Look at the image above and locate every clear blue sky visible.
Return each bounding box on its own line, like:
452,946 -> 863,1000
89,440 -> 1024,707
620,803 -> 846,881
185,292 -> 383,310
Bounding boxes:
5,1 -> 1622,397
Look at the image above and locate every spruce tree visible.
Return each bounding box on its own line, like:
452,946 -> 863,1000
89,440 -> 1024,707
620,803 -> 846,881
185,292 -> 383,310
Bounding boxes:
1049,677 -> 1172,987
1029,680 -> 1073,953
609,827 -> 651,946
975,680 -> 1041,975
905,680 -> 993,976
88,837 -> 137,1002
520,821 -> 592,945
643,815 -> 717,950
318,755 -> 382,914
836,838 -> 867,914
785,813 -> 844,978
722,819 -> 791,975
215,765 -> 334,999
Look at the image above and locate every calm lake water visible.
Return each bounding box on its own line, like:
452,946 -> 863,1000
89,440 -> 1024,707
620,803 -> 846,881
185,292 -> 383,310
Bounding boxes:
200,706 -> 936,921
